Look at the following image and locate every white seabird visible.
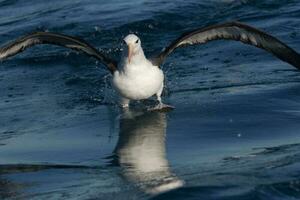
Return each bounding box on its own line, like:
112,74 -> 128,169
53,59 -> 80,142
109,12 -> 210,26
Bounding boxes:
0,21 -> 299,109
112,34 -> 165,109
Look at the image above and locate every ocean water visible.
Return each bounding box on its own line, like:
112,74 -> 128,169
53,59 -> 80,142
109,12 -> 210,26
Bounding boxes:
1,0 -> 300,199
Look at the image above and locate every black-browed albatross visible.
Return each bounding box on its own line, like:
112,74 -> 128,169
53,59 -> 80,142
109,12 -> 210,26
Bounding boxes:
0,21 -> 299,109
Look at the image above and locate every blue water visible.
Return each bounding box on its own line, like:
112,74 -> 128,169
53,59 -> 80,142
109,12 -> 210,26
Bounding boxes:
1,0 -> 300,199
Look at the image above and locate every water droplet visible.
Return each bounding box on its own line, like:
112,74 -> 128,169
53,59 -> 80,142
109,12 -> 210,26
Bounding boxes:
94,26 -> 101,32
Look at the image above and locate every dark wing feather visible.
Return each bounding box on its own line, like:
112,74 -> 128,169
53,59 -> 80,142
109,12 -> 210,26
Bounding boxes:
152,21 -> 300,69
0,32 -> 117,73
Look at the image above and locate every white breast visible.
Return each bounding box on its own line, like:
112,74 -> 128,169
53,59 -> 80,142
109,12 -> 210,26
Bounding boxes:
112,61 -> 164,100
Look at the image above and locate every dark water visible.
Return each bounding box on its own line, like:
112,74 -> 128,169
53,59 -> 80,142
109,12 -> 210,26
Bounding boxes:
1,0 -> 300,199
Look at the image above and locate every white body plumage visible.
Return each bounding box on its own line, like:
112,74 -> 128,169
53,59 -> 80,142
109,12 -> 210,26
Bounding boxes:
113,61 -> 164,100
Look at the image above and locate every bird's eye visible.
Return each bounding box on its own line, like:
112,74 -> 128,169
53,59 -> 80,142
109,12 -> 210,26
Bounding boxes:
135,39 -> 139,44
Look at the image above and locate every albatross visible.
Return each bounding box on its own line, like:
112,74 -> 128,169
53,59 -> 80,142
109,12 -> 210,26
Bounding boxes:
0,21 -> 299,110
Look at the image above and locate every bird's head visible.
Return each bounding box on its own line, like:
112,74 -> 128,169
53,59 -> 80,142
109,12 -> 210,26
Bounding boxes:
123,34 -> 142,63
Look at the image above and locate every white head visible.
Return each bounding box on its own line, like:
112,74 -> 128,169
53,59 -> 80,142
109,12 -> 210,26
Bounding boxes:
123,34 -> 143,63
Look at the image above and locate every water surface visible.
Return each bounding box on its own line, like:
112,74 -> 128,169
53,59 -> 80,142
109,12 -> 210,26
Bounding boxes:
1,0 -> 300,199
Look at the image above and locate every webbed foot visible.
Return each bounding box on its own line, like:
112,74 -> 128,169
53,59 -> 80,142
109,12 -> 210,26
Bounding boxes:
148,103 -> 175,112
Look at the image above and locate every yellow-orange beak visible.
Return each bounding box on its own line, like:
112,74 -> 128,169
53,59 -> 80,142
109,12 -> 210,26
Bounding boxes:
127,44 -> 134,63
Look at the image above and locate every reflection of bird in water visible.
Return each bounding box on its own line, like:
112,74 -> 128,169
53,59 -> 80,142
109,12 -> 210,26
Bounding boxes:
112,109 -> 183,195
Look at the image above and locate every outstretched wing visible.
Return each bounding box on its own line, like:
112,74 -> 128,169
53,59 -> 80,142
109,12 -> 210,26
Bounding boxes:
0,32 -> 117,73
152,21 -> 300,69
